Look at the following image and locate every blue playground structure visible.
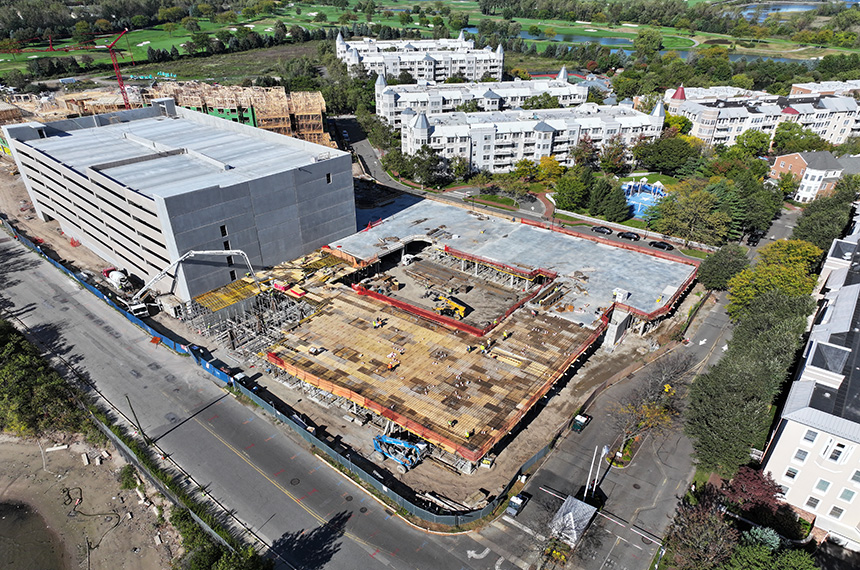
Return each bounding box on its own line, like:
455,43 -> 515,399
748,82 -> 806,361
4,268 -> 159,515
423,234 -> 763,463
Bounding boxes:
622,179 -> 666,218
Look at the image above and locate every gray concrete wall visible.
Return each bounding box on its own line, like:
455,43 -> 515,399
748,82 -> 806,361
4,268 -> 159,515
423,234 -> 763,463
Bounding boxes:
161,153 -> 355,300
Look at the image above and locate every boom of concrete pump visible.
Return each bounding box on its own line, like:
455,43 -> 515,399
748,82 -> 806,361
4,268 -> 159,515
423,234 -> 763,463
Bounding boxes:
123,249 -> 262,316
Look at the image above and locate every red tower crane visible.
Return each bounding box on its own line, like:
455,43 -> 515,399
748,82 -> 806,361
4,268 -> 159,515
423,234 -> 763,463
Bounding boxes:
104,29 -> 130,109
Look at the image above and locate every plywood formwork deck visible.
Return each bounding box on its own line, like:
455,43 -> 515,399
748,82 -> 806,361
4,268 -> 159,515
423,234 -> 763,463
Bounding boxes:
266,288 -> 603,462
193,276 -> 265,312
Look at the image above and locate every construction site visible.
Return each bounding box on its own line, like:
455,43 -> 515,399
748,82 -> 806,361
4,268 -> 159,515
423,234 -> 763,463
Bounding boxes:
6,82 -> 334,147
173,199 -> 699,498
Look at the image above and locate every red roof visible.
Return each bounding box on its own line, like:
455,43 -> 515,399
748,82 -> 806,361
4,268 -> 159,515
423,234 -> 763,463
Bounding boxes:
782,107 -> 799,115
671,84 -> 686,100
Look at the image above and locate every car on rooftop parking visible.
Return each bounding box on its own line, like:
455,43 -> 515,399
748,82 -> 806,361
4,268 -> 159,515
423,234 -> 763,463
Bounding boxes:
590,226 -> 613,235
618,231 -> 641,241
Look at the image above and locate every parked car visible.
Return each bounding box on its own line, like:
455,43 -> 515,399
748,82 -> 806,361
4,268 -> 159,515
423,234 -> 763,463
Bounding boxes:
618,231 -> 641,241
648,241 -> 674,251
571,413 -> 592,433
747,231 -> 764,247
590,226 -> 613,235
341,130 -> 350,141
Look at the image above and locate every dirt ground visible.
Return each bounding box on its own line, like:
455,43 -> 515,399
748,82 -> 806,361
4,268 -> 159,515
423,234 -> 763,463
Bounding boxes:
0,434 -> 180,570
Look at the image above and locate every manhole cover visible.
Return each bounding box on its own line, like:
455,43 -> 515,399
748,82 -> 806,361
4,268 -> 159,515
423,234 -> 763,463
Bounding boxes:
642,537 -> 653,545
360,507 -> 368,513
148,362 -> 161,371
633,483 -> 641,489
290,478 -> 300,486
345,495 -> 353,502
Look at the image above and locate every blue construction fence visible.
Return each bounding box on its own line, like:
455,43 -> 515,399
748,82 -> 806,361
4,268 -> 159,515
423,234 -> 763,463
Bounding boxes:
1,214 -> 558,527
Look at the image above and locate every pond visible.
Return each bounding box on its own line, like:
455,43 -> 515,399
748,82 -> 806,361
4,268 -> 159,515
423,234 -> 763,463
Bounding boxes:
0,501 -> 68,570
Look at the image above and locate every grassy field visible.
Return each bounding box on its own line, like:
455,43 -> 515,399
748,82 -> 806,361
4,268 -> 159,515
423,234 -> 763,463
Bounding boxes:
620,173 -> 680,186
1,0 -> 852,81
468,194 -> 519,208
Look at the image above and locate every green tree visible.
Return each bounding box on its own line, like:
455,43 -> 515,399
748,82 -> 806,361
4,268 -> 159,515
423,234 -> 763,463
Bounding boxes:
772,122 -> 830,155
72,20 -> 91,43
589,177 -> 613,215
698,245 -> 750,291
730,73 -> 756,90
734,130 -> 770,158
512,158 -> 538,181
314,12 -> 329,23
521,92 -> 560,110
410,144 -> 448,186
553,171 -> 589,211
455,100 -> 479,112
94,18 -> 112,33
181,17 -> 200,33
601,184 -> 631,222
163,22 -> 178,36
727,265 -> 817,320
399,12 -> 413,25
777,171 -> 799,197
197,3 -> 215,19
633,28 -> 663,59
598,135 -> 629,176
757,239 -> 822,273
649,182 -> 731,245
664,113 -> 692,135
633,136 -> 700,176
450,155 -> 470,181
791,175 -> 859,250
571,135 -> 598,168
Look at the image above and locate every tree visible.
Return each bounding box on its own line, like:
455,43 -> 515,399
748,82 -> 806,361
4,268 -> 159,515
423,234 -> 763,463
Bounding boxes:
553,171 -> 589,211
757,240 -> 822,273
410,144 -> 448,186
571,135 -> 597,168
772,122 -> 830,155
722,467 -> 782,514
791,175 -> 858,250
72,20 -> 91,43
399,12 -> 413,25
633,136 -> 700,176
163,22 -> 178,37
633,28 -> 663,60
94,18 -> 112,33
598,135 -> 629,176
601,185 -> 631,222
522,92 -> 560,110
698,245 -> 750,290
198,3 -> 215,19
727,265 -> 817,320
734,130 -> 770,158
450,156 -> 470,181
665,490 -> 738,570
649,182 -> 731,245
314,12 -> 329,23
730,73 -> 756,90
537,156 -> 562,182
182,17 -> 201,33
664,113 -> 692,135
512,159 -> 538,181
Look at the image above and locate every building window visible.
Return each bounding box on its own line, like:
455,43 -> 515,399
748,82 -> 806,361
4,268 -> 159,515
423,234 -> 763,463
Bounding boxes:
785,467 -> 799,480
326,173 -> 332,184
220,224 -> 228,237
852,470 -> 860,484
829,443 -> 845,462
805,496 -> 820,510
803,429 -> 818,443
839,488 -> 856,502
794,449 -> 808,463
815,479 -> 831,493
829,506 -> 844,519
226,256 -> 234,267
229,270 -> 237,281
223,240 -> 230,250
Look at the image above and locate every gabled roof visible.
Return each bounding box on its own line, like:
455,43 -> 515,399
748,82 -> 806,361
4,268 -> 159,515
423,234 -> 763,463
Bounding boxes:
838,154 -> 860,175
799,150 -> 843,171
483,89 -> 501,99
533,121 -> 555,132
782,106 -> 799,115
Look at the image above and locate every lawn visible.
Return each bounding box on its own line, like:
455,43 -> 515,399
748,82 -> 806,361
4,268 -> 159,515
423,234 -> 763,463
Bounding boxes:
620,173 -> 680,186
621,219 -> 648,230
680,248 -> 709,259
468,194 -> 519,208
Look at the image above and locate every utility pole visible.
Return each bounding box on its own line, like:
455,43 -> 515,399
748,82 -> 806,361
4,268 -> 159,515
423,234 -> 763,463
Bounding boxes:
125,395 -> 151,446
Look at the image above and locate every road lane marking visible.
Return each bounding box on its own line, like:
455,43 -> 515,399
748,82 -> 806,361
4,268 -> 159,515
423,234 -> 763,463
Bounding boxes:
191,417 -> 386,554
245,443 -> 255,450
273,469 -> 285,477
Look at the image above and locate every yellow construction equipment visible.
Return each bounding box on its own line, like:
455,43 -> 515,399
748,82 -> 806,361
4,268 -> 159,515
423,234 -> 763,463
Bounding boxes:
434,295 -> 468,320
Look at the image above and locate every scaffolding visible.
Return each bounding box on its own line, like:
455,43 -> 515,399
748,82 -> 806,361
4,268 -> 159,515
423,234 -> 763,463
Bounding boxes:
144,82 -> 334,147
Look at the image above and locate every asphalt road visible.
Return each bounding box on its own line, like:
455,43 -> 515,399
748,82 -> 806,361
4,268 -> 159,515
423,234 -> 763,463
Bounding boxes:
0,234 -> 531,570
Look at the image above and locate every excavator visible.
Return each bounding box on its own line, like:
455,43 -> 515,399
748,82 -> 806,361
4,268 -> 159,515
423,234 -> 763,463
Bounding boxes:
433,294 -> 468,320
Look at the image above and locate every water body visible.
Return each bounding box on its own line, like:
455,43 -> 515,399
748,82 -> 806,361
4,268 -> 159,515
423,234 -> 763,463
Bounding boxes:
0,501 -> 68,570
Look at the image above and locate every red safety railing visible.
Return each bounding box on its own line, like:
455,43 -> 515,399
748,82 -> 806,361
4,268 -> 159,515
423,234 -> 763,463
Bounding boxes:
443,245 -> 559,281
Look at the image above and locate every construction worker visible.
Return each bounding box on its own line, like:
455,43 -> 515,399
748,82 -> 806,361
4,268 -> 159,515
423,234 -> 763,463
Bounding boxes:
466,345 -> 474,353
503,331 -> 511,340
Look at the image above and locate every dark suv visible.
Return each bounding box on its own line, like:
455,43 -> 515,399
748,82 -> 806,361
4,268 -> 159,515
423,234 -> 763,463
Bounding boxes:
747,231 -> 764,247
591,226 -> 613,235
618,231 -> 641,241
648,241 -> 674,251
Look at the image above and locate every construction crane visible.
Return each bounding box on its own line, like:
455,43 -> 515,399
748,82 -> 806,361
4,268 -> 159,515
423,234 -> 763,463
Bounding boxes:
104,29 -> 130,109
433,294 -> 468,320
123,249 -> 263,316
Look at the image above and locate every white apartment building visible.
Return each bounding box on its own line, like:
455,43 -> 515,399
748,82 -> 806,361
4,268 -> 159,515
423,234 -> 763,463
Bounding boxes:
2,99 -> 355,301
762,217 -> 860,551
335,30 -> 473,59
375,67 -> 587,127
665,84 -> 860,147
791,80 -> 860,97
401,103 -> 663,173
336,32 -> 504,82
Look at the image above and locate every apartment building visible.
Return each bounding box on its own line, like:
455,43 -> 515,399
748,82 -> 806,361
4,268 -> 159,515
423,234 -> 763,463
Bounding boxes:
336,32 -> 504,82
665,84 -> 860,147
375,67 -> 587,127
2,99 -> 355,301
791,80 -> 860,97
761,215 -> 860,550
770,151 -> 845,203
401,103 -> 663,173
